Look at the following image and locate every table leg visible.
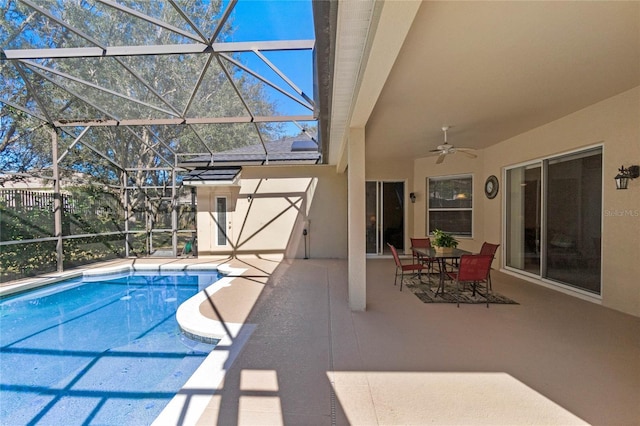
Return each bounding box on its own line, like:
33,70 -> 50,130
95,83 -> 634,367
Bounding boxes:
435,258 -> 446,296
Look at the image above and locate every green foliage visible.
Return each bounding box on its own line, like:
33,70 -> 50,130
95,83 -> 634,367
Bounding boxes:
432,229 -> 458,248
0,188 -> 125,281
0,185 -> 196,282
1,1 -> 285,179
0,1 -> 303,280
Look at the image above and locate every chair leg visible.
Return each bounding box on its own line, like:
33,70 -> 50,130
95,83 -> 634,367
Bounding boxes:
484,280 -> 490,308
394,266 -> 398,286
400,271 -> 403,291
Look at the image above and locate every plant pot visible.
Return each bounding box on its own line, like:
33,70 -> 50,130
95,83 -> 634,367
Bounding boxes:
434,246 -> 454,254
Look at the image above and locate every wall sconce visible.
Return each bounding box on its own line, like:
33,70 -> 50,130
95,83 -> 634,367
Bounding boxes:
409,192 -> 416,203
614,165 -> 639,190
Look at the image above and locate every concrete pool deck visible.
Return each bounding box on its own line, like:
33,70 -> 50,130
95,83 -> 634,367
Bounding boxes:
4,255 -> 639,425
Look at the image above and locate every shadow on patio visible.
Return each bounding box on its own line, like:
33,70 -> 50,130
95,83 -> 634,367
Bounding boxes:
156,256 -> 640,425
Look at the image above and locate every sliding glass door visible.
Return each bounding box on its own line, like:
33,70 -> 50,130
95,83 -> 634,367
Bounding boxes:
505,164 -> 541,275
545,150 -> 602,292
366,181 -> 405,255
505,147 -> 602,294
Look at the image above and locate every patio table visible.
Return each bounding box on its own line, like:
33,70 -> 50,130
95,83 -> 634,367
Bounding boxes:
411,247 -> 472,296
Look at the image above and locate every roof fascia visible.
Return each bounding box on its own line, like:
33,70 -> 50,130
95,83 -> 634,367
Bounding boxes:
330,1 -> 420,171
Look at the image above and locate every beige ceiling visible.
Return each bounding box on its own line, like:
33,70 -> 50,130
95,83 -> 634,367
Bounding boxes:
361,1 -> 640,163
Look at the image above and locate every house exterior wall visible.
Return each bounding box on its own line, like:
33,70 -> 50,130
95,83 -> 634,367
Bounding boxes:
411,152 -> 486,254
195,165 -> 348,259
484,87 -> 640,316
406,86 -> 639,316
364,158 -> 415,254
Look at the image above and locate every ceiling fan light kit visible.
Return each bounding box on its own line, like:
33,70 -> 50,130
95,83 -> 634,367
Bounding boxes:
429,126 -> 477,163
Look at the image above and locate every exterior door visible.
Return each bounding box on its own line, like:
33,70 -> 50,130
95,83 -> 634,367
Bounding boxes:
366,181 -> 405,255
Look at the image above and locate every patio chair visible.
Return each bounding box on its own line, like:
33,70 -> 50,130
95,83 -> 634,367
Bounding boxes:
388,243 -> 426,291
446,254 -> 494,307
410,237 -> 436,274
479,242 -> 500,291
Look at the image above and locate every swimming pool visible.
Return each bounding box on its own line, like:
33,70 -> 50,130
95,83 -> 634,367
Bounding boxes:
0,269 -> 221,425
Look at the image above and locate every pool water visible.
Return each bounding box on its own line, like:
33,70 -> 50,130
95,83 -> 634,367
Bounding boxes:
0,270 -> 221,425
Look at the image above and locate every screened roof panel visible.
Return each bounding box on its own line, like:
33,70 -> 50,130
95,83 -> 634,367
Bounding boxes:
116,53 -> 208,113
222,1 -> 314,42
228,50 -> 314,115
105,0 -> 227,42
16,67 -> 117,122
185,58 -> 252,118
257,49 -> 314,99
0,1 -> 95,49
15,0 -> 207,47
25,62 -> 179,120
189,122 -> 263,153
1,0 -> 321,177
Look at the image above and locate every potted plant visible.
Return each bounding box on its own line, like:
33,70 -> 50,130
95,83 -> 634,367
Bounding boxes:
432,229 -> 458,253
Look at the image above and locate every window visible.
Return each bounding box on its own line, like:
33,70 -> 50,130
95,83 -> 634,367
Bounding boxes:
427,175 -> 473,236
216,197 -> 227,246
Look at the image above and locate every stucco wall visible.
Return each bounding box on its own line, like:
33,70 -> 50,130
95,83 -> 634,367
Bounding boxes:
410,87 -> 639,316
483,87 -> 640,316
194,164 -> 348,259
411,152 -> 486,254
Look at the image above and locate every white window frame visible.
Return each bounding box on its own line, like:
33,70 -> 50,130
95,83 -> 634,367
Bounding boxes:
502,144 -> 604,300
427,174 -> 474,238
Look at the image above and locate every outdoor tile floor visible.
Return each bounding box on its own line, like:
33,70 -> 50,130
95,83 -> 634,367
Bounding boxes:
4,256 -> 639,425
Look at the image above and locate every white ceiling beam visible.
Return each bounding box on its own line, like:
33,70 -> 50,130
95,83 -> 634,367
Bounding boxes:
2,40 -> 315,60
54,115 -> 315,127
349,2 -> 421,128
330,1 -> 421,171
329,0 -> 378,169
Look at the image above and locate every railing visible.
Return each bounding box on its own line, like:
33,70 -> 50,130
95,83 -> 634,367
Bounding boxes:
0,188 -> 197,283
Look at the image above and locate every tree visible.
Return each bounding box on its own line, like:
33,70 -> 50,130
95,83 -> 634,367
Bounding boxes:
0,0 -> 292,260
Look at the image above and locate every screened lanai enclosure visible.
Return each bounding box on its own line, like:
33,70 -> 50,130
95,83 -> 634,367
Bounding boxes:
0,0 -> 327,282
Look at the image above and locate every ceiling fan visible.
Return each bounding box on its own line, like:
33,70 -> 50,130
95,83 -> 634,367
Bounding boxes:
429,126 -> 477,164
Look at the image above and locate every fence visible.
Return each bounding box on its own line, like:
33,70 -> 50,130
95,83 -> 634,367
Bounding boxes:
1,187 -> 197,282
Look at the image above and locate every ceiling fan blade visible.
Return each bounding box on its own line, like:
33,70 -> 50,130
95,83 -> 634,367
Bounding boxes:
458,150 -> 478,159
436,153 -> 446,164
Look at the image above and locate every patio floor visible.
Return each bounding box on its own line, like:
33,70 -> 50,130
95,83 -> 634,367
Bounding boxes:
4,256 -> 639,425
156,256 -> 639,425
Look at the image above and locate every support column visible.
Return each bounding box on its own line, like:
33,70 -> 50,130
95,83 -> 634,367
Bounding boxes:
50,127 -> 63,273
348,127 -> 366,311
171,157 -> 178,257
123,171 -> 130,257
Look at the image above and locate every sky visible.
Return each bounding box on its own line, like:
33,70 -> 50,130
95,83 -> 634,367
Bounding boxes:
228,0 -> 316,136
